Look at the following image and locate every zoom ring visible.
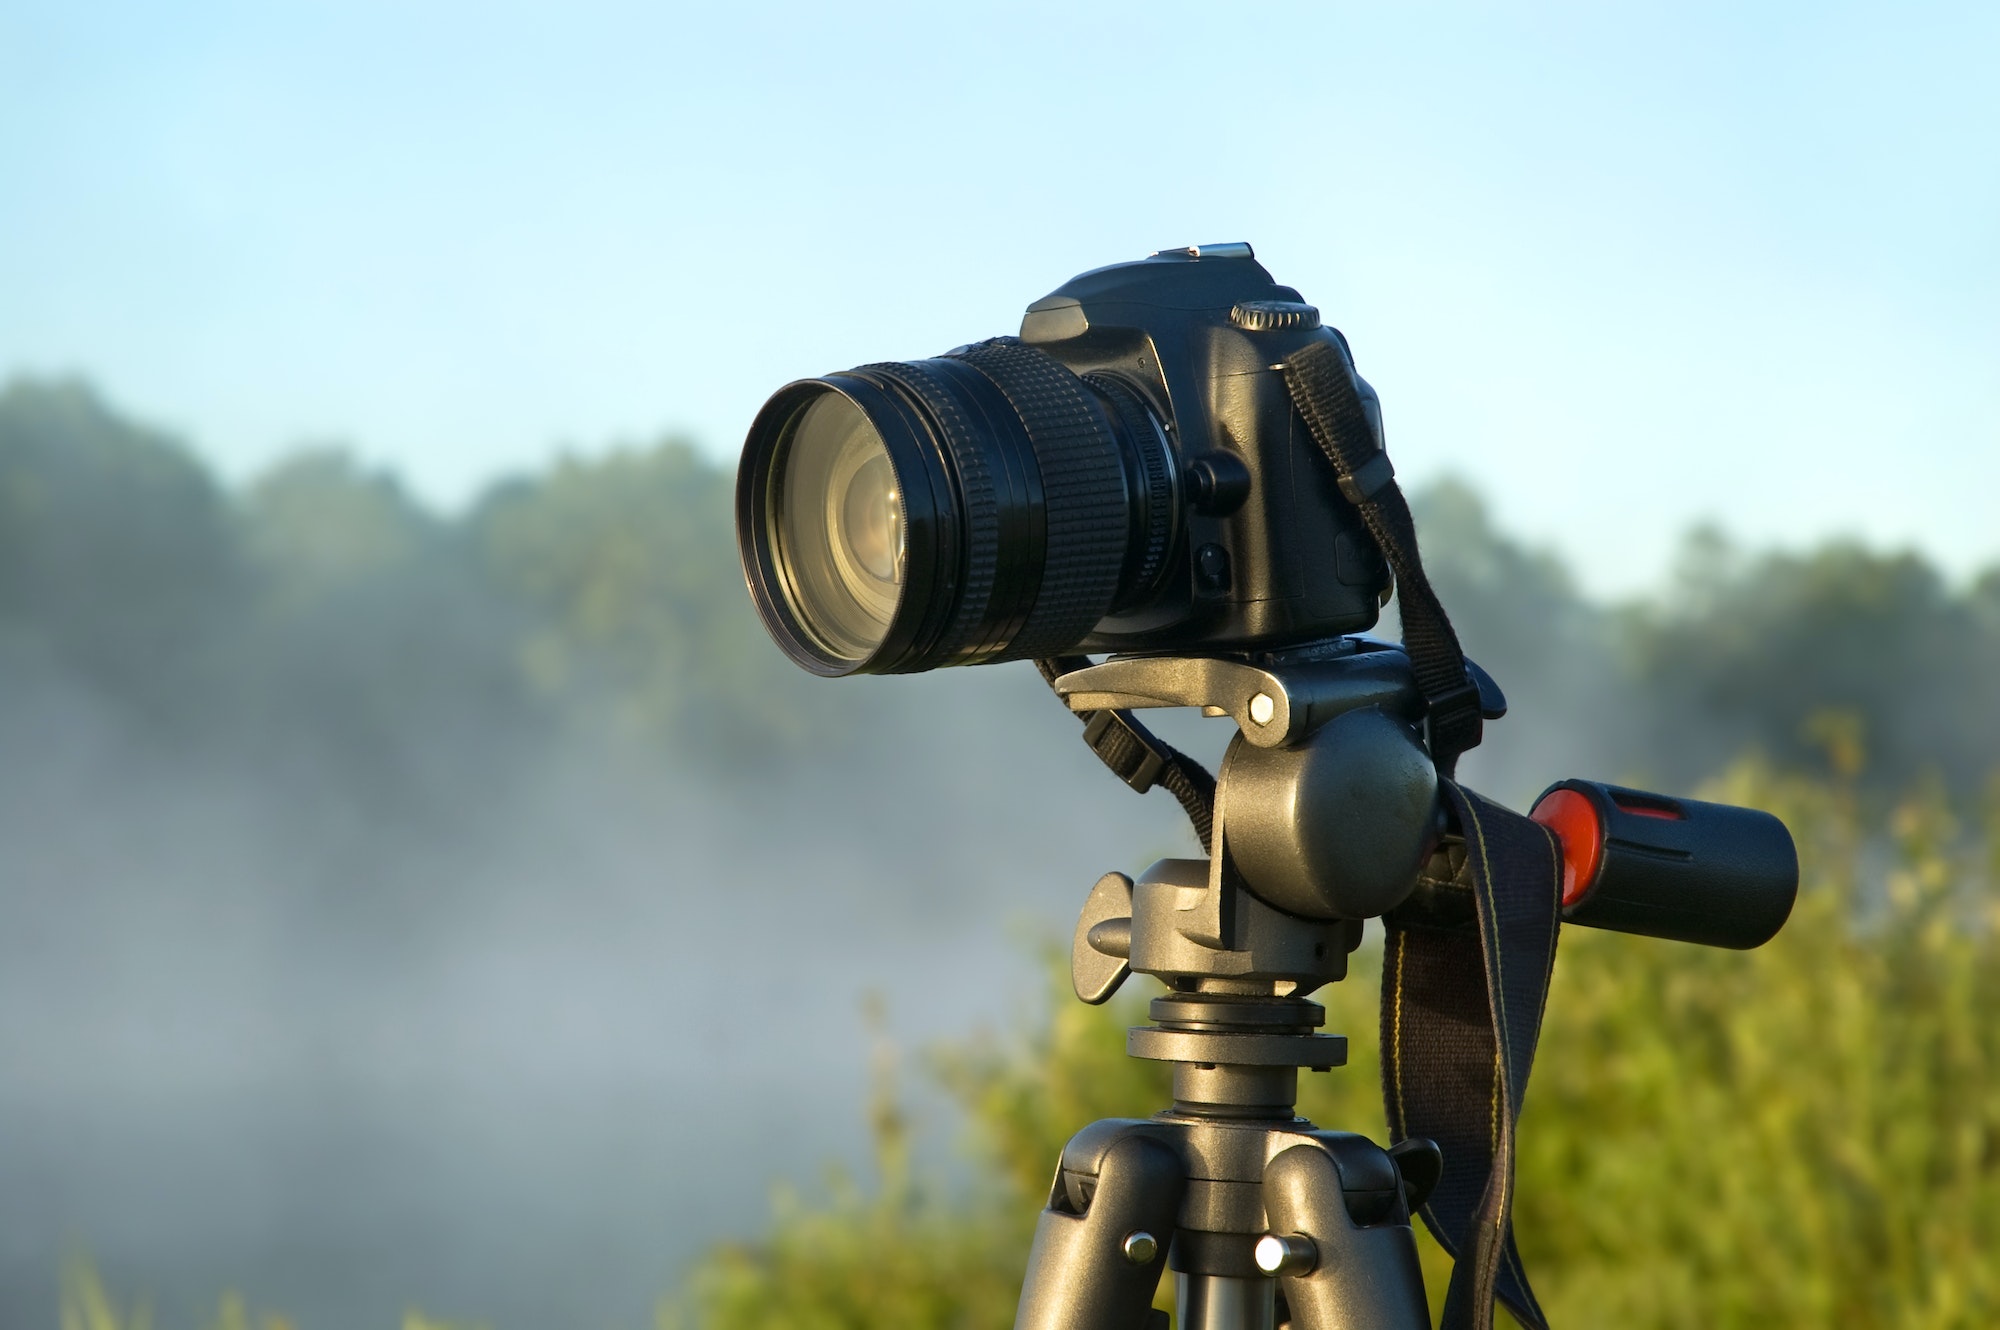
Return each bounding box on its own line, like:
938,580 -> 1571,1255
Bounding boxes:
860,362 -> 1000,663
952,340 -> 1128,660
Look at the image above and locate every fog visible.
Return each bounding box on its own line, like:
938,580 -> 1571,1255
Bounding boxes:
0,646 -> 1621,1327
0,647 -> 1215,1327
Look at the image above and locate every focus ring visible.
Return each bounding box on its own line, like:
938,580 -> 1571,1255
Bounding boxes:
952,340 -> 1127,659
859,362 -> 999,662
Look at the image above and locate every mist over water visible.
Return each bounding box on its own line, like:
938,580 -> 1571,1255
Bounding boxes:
0,645 -> 1204,1327
3,378 -> 1994,1327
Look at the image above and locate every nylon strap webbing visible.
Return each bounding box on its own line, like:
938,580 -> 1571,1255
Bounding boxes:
1033,656 -> 1216,852
1385,783 -> 1563,1330
1280,339 -> 1484,778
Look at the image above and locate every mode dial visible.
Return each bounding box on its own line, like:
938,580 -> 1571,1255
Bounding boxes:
1229,300 -> 1321,332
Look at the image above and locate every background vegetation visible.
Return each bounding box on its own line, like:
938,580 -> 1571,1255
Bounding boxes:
673,759 -> 2000,1330
8,374 -> 1998,1326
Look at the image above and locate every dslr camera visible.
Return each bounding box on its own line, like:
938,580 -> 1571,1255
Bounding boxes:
737,242 -> 1389,677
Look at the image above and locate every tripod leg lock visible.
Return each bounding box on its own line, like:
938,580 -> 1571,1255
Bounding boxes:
1014,1130 -> 1185,1330
1262,1143 -> 1431,1329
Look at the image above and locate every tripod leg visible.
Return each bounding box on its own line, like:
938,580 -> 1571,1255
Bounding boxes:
1014,1130 -> 1185,1330
1261,1143 -> 1430,1330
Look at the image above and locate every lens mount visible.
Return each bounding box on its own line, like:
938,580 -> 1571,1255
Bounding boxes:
737,341 -> 1175,675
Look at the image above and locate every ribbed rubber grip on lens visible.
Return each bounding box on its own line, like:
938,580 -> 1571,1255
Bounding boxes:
861,362 -> 1000,658
952,340 -> 1128,660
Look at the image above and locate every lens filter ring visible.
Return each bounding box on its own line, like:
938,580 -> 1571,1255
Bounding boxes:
737,376 -> 955,676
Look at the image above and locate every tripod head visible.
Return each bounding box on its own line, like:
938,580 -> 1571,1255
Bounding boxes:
1059,638 -> 1502,969
1062,639 -> 1798,987
1016,643 -> 1491,1330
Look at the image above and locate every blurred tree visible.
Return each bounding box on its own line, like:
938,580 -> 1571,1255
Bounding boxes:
1407,477 -> 1637,802
0,377 -> 244,736
469,441 -> 835,761
1626,533 -> 2000,796
243,449 -> 431,597
232,449 -> 543,841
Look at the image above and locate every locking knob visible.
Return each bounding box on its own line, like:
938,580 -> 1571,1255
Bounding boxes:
1255,1232 -> 1318,1276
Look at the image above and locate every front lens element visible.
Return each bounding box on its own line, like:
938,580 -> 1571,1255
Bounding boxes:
840,450 -> 903,583
772,393 -> 905,661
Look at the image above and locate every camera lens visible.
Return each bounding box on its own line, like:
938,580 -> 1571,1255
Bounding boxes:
738,341 -> 1178,676
771,393 -> 905,660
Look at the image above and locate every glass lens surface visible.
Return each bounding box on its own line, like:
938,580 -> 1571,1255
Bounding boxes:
841,452 -> 902,582
771,393 -> 905,660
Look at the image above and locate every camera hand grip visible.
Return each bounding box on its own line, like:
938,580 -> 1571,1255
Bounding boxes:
1529,780 -> 1798,950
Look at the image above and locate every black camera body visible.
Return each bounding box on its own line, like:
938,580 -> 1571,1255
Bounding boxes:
1022,246 -> 1389,654
736,244 -> 1390,676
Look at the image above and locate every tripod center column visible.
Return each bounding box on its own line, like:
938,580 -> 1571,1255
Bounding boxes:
1177,1272 -> 1277,1330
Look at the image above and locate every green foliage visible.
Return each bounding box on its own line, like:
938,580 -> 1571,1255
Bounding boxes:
469,441 -> 832,756
0,378 -> 849,776
661,1013 -> 1031,1330
933,952 -> 1174,1206
59,1261 -> 303,1330
1627,530 -> 2000,794
673,760 -> 2000,1329
60,1261 -> 153,1330
1513,759 -> 2000,1327
59,1259 -> 483,1330
242,449 -> 436,600
0,376 -> 242,728
8,373 -> 2000,788
1406,480 -> 2000,803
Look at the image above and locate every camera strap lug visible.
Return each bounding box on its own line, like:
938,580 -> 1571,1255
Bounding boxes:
1037,655 -> 1217,851
1080,710 -> 1168,792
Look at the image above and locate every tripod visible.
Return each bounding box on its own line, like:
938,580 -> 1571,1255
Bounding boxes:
1014,642 -> 1463,1330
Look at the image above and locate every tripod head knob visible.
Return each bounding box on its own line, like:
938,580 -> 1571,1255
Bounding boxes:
1071,857 -> 1362,1009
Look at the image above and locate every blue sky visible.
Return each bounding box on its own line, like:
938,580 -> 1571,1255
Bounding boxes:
2,1 -> 1994,595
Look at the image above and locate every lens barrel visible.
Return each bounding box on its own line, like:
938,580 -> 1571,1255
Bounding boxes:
738,339 -> 1176,675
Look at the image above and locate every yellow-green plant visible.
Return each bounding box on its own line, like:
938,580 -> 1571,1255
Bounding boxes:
60,1261 -> 150,1330
660,1007 -> 1034,1330
59,1259 -> 479,1330
1510,759 -> 2000,1328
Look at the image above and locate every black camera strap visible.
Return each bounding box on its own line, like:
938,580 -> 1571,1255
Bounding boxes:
1280,336 -> 1562,1330
1034,655 -> 1217,852
1280,339 -> 1484,780
1384,785 -> 1562,1330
